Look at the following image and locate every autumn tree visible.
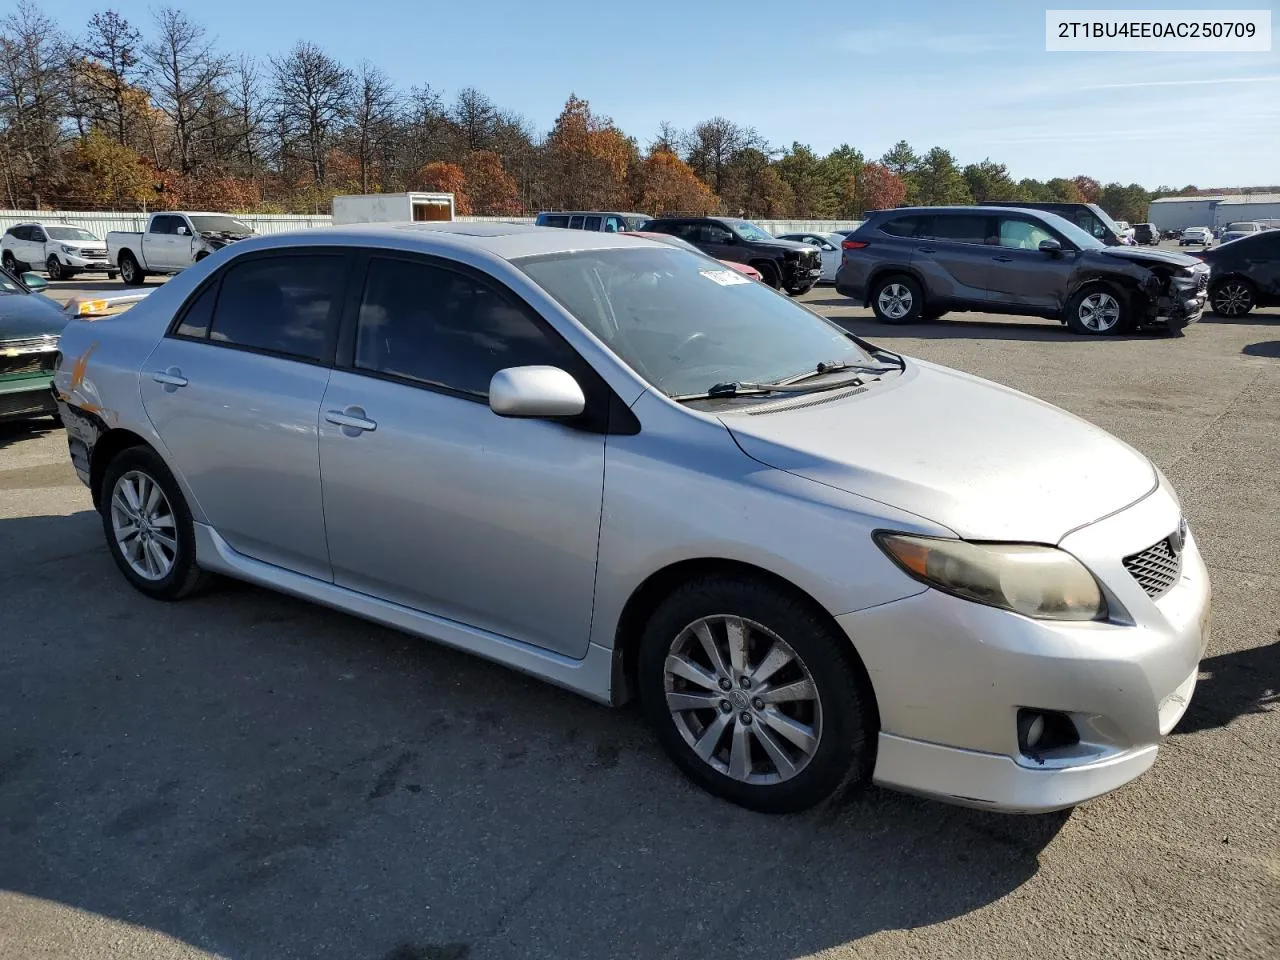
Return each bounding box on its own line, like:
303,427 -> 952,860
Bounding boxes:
859,162 -> 906,211
411,160 -> 471,214
60,128 -> 152,207
463,150 -> 519,215
1071,175 -> 1101,203
1044,177 -> 1083,203
722,147 -> 792,217
270,40 -> 352,186
545,95 -> 630,210
633,148 -> 717,216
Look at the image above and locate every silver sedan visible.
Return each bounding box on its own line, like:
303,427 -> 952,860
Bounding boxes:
54,223 -> 1210,814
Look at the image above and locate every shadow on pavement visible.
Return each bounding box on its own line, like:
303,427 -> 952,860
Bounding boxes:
0,511 -> 1067,960
1174,639 -> 1280,736
0,417 -> 58,452
822,311 -> 1165,344
1242,341 -> 1280,359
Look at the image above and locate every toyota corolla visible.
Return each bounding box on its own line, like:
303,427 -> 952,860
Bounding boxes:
53,223 -> 1210,815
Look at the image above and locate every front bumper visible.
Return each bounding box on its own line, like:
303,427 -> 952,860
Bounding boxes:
841,482 -> 1210,813
0,376 -> 58,420
61,254 -> 114,272
783,258 -> 822,289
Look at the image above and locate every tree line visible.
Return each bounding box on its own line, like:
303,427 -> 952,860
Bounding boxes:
0,4 -> 1211,221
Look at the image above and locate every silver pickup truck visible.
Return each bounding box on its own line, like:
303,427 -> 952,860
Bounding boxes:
106,212 -> 256,285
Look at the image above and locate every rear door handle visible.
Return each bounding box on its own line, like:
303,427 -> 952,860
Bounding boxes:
325,407 -> 377,433
992,255 -> 1014,262
151,368 -> 187,388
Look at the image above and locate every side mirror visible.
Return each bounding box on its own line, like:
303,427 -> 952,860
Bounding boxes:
489,366 -> 585,419
21,271 -> 48,291
1038,238 -> 1063,255
177,225 -> 189,235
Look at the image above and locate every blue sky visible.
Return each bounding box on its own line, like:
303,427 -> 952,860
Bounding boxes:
54,0 -> 1280,188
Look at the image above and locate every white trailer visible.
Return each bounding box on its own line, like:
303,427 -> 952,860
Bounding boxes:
331,192 -> 455,226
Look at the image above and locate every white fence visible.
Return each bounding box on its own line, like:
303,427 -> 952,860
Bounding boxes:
0,209 -> 862,238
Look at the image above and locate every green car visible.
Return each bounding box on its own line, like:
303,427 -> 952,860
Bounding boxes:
0,267 -> 65,423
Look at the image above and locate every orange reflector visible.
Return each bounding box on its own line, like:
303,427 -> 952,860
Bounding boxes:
887,538 -> 931,577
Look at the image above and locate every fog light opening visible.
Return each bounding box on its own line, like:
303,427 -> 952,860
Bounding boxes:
1017,708 -> 1080,763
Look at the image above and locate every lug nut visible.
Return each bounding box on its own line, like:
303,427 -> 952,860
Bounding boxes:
740,712 -> 752,725
720,700 -> 732,713
752,698 -> 764,710
739,676 -> 751,689
718,677 -> 732,691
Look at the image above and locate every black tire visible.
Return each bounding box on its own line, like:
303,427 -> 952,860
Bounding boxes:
194,250 -> 209,262
755,261 -> 781,289
785,281 -> 815,297
1,251 -> 16,273
638,574 -> 876,814
119,251 -> 146,286
869,274 -> 924,324
99,445 -> 209,601
46,255 -> 65,281
1210,278 -> 1255,318
1064,284 -> 1128,336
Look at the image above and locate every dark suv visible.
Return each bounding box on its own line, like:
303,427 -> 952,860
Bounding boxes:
835,206 -> 1209,335
1199,229 -> 1280,317
642,217 -> 822,295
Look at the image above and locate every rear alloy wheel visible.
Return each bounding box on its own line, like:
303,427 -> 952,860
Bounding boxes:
871,275 -> 923,324
2,251 -> 16,273
1210,279 -> 1255,318
46,255 -> 65,281
119,252 -> 146,286
1065,287 -> 1126,335
639,576 -> 875,813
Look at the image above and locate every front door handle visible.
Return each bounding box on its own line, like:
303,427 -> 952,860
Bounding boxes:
325,407 -> 377,433
151,368 -> 188,388
992,255 -> 1014,262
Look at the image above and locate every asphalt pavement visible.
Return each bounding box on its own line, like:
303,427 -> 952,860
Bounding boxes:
1,274 -> 1277,960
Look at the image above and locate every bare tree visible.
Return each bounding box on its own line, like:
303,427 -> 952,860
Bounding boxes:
450,87 -> 497,153
348,61 -> 399,193
145,7 -> 227,174
230,53 -> 264,180
78,10 -> 143,147
682,117 -> 765,195
649,120 -> 682,154
0,4 -> 70,206
269,40 -> 351,186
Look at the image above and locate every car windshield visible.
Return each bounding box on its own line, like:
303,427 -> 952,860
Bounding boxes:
516,247 -> 872,397
725,219 -> 775,242
189,215 -> 251,234
1087,204 -> 1125,236
1227,222 -> 1257,231
46,227 -> 98,241
1038,211 -> 1106,250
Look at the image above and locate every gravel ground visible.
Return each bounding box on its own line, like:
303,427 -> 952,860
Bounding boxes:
1,275 -> 1277,960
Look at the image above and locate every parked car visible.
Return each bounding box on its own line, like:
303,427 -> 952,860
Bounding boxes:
774,232 -> 846,282
106,212 -> 255,285
978,201 -> 1130,246
643,217 -> 822,294
1162,229 -> 1181,241
0,266 -> 64,422
1197,229 -> 1280,317
836,206 -> 1209,335
54,223 -> 1209,815
1217,221 -> 1264,245
621,231 -> 763,280
535,211 -> 652,232
2,222 -> 117,280
1132,223 -> 1160,246
1179,226 -> 1213,247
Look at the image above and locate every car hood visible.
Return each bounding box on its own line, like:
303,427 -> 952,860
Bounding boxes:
0,293 -> 67,339
753,238 -> 815,254
66,241 -> 107,252
720,360 -> 1157,544
1097,246 -> 1201,268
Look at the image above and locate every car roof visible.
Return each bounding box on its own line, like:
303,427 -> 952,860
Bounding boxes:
237,221 -> 653,261
867,205 -> 1055,216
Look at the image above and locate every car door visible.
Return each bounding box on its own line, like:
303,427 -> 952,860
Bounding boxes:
144,216 -> 177,268
912,213 -> 995,304
21,225 -> 47,266
138,250 -> 348,580
984,215 -> 1078,312
317,253 -> 606,658
699,221 -> 745,264
1240,232 -> 1280,299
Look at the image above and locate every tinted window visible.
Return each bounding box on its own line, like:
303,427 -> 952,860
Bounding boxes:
149,216 -> 175,235
672,223 -> 702,242
1071,211 -> 1106,239
207,255 -> 342,362
174,281 -> 218,339
880,216 -> 927,238
30,226 -> 47,241
568,215 -> 585,229
703,224 -> 733,244
929,215 -> 990,244
354,257 -> 570,397
542,215 -> 569,228
584,216 -> 602,231
998,218 -> 1056,249
9,226 -> 28,241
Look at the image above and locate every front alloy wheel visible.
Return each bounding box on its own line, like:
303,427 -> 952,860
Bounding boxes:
1211,280 -> 1254,317
664,615 -> 822,786
1077,291 -> 1120,332
46,255 -> 64,281
110,470 -> 178,581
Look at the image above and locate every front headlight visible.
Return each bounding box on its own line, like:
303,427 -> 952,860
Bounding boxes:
875,533 -> 1107,621
60,244 -> 75,254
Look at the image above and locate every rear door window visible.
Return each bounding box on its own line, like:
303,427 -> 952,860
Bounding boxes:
568,215 -> 585,229
879,216 -> 928,238
583,216 -> 602,231
541,215 -> 569,228
204,254 -> 345,362
929,215 -> 991,245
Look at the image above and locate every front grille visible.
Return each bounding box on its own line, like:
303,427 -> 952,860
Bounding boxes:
0,387 -> 56,418
1123,536 -> 1182,599
0,351 -> 56,376
2,336 -> 58,351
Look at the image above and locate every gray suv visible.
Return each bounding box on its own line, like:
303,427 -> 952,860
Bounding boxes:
835,206 -> 1209,336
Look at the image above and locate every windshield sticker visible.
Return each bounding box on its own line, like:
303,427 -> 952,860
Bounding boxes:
699,269 -> 751,286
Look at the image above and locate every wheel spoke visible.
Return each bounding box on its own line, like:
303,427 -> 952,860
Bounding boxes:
760,707 -> 818,754
666,690 -> 723,712
749,642 -> 793,687
757,678 -> 817,704
152,531 -> 177,553
145,539 -> 168,577
143,477 -> 162,516
692,712 -> 731,762
724,617 -> 748,675
753,720 -> 798,778
728,722 -> 752,780
665,653 -> 719,691
115,521 -> 141,541
691,621 -> 731,678
120,478 -> 142,513
151,511 -> 175,529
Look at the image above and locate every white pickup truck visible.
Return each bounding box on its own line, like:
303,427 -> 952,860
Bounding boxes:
106,212 -> 256,285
